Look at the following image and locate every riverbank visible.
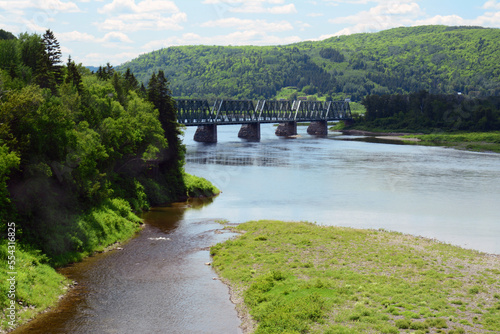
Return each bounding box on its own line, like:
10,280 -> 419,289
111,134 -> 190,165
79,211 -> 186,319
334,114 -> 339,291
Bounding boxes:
403,132 -> 500,153
211,220 -> 500,334
338,128 -> 500,153
0,173 -> 219,333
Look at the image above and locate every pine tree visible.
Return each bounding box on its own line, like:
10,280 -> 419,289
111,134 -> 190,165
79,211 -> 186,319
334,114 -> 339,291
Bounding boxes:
124,68 -> 138,91
65,55 -> 83,93
42,29 -> 63,84
147,71 -> 185,196
35,29 -> 63,92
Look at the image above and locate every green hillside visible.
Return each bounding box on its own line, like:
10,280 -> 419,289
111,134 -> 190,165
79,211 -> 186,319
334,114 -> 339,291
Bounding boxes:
118,25 -> 500,102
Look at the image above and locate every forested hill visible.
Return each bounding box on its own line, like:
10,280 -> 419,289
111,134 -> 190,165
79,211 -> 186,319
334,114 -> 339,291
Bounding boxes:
118,25 -> 500,102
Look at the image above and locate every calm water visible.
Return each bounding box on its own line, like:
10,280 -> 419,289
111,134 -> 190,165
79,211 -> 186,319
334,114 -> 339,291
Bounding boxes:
184,124 -> 500,254
15,123 -> 500,333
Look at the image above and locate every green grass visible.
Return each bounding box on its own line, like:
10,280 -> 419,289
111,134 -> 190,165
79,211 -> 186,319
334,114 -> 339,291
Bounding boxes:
183,173 -> 220,198
0,197 -> 143,332
0,242 -> 69,331
406,132 -> 500,153
348,102 -> 366,115
211,220 -> 500,333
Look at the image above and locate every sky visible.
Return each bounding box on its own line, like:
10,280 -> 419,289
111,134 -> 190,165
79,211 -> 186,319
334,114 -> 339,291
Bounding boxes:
1,0 -> 499,66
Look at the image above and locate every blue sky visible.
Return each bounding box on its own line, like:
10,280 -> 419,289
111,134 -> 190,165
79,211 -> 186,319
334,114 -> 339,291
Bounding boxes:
1,0 -> 499,66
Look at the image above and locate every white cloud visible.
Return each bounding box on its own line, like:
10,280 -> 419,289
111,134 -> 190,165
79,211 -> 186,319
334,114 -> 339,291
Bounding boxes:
413,15 -> 466,27
201,18 -> 294,32
97,12 -> 187,31
57,30 -> 97,42
142,30 -> 301,50
329,1 -> 425,35
96,0 -> 186,32
202,0 -> 296,14
0,0 -> 81,13
98,0 -> 179,14
483,0 -> 500,10
78,51 -> 142,66
39,0 -> 81,12
101,31 -> 133,43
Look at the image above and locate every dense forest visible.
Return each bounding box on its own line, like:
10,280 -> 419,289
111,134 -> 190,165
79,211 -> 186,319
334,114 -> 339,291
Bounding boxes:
0,28 -> 219,329
118,25 -> 500,102
358,92 -> 500,132
0,29 -> 221,261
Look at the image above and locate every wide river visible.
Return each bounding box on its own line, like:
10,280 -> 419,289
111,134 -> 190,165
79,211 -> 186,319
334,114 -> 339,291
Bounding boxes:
14,124 -> 500,333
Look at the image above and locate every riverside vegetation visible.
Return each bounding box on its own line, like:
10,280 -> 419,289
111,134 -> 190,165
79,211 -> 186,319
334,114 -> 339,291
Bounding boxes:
0,30 -> 218,331
211,221 -> 500,334
341,91 -> 500,152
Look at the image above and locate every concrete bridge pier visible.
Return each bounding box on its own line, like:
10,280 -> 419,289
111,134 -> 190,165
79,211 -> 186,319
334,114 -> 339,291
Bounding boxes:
194,124 -> 217,143
238,123 -> 261,141
307,120 -> 328,136
275,121 -> 297,137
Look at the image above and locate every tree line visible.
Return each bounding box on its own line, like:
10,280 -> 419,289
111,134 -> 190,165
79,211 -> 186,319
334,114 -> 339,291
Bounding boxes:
359,91 -> 500,132
0,29 -> 189,264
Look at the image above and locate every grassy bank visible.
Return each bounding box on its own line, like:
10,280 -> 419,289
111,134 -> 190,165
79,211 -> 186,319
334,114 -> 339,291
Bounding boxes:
184,173 -> 220,198
0,173 -> 218,332
211,220 -> 500,334
404,132 -> 500,153
0,198 -> 142,332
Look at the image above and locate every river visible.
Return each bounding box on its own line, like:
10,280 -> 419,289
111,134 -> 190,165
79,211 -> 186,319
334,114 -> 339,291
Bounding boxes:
14,124 -> 500,333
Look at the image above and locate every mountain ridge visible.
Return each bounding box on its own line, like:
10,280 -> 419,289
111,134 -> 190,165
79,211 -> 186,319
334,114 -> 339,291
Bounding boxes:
117,25 -> 500,101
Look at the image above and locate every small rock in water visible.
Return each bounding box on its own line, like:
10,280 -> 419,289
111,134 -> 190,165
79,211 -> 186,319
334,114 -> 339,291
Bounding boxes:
205,262 -> 211,266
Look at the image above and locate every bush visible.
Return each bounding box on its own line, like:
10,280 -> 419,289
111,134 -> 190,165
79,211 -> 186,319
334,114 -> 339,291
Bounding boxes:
183,173 -> 219,198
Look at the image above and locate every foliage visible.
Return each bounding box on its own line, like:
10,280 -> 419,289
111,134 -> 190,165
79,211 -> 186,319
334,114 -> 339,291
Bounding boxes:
0,241 -> 69,329
118,25 -> 500,102
0,144 -> 19,224
357,92 -> 500,132
211,220 -> 500,333
0,29 -> 16,40
0,30 -> 218,331
183,173 -> 220,198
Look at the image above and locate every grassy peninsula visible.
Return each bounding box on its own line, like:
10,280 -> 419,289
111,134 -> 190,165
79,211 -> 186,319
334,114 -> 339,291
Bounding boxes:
211,220 -> 500,334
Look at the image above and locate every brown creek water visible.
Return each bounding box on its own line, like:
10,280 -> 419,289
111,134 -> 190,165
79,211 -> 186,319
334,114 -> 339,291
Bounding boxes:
13,201 -> 242,334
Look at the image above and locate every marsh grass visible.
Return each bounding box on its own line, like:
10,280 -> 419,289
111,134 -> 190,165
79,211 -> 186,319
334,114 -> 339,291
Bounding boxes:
211,220 -> 500,333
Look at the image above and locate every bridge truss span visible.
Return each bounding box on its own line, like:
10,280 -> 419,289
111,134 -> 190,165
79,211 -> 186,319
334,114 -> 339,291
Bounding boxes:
174,98 -> 352,142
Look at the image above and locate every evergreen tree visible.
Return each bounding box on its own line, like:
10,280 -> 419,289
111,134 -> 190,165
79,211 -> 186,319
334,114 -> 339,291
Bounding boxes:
96,62 -> 114,80
42,29 -> 63,84
65,56 -> 83,93
34,29 -> 63,92
147,71 -> 185,197
124,68 -> 139,92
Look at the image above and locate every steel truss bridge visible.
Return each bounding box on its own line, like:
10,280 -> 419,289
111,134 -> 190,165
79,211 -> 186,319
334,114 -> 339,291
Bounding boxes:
175,99 -> 352,142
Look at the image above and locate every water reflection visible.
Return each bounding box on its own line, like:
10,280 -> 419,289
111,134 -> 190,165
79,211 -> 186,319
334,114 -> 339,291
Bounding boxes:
186,146 -> 291,167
